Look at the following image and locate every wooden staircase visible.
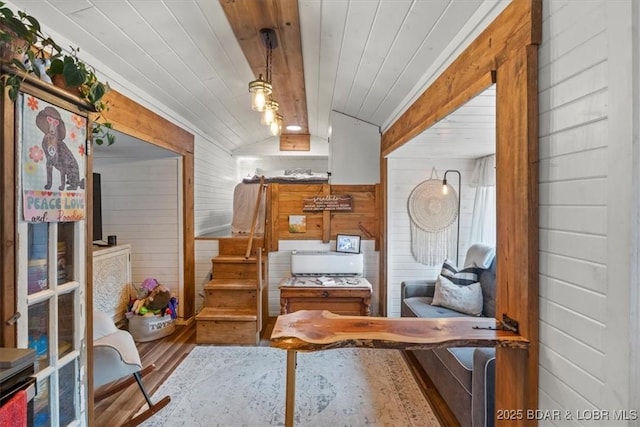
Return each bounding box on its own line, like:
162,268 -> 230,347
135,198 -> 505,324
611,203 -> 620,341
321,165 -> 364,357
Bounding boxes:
195,237 -> 268,345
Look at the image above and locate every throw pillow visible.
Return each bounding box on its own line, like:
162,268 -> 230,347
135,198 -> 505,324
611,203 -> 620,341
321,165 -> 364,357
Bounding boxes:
431,275 -> 483,316
440,259 -> 479,286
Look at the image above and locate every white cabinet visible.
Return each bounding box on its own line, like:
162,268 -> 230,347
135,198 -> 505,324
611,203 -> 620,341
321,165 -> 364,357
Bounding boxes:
93,244 -> 132,324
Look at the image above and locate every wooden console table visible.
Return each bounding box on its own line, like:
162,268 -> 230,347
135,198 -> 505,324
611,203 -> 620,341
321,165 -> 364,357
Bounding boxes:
279,276 -> 371,316
270,310 -> 528,427
279,286 -> 371,316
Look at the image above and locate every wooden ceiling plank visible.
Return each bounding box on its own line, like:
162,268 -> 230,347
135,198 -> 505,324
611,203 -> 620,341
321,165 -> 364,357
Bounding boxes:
219,0 -> 309,142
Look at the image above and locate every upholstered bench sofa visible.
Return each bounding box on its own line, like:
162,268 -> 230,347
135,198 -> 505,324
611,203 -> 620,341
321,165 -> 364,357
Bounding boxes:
401,244 -> 496,427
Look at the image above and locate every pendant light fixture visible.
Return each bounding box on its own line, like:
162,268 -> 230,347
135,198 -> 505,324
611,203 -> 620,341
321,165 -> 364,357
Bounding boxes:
270,113 -> 283,136
261,99 -> 279,126
249,76 -> 271,112
249,28 -> 282,128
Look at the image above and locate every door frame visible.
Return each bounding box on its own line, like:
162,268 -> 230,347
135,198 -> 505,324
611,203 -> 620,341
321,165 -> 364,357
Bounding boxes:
379,0 -> 541,422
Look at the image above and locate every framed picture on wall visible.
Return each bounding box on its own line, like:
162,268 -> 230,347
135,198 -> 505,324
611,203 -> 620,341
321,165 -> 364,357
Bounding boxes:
336,234 -> 361,254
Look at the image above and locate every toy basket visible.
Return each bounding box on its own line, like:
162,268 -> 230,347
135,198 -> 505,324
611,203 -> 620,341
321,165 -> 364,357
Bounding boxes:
128,313 -> 175,342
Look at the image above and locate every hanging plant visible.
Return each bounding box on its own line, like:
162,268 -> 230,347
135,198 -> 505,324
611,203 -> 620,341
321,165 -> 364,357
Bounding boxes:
0,1 -> 62,100
0,2 -> 115,145
47,47 -> 115,145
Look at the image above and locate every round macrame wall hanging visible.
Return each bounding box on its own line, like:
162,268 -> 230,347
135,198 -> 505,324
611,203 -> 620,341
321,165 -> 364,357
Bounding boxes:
408,177 -> 458,266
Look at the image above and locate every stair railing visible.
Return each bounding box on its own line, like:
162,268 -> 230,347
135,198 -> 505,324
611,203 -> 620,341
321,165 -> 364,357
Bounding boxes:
245,175 -> 266,259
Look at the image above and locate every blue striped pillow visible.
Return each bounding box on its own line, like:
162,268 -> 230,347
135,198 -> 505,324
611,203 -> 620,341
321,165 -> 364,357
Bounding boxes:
440,259 -> 479,286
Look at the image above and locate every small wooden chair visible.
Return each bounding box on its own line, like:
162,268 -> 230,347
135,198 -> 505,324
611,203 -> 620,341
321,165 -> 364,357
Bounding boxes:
93,311 -> 170,426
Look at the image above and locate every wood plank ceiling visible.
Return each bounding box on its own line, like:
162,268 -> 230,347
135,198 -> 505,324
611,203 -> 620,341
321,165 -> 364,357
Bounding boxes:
5,0 -> 510,156
219,0 -> 309,150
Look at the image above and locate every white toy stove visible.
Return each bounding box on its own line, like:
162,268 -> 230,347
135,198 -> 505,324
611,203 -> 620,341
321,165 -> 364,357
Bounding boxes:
279,250 -> 372,316
283,250 -> 371,288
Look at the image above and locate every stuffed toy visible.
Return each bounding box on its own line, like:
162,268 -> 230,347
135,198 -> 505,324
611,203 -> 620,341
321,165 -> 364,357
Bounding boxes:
131,278 -> 172,315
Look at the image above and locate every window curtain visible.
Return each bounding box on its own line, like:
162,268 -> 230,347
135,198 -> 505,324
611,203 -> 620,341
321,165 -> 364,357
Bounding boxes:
469,154 -> 496,246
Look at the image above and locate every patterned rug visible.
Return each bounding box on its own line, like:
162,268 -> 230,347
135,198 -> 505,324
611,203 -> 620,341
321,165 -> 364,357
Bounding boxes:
140,346 -> 440,427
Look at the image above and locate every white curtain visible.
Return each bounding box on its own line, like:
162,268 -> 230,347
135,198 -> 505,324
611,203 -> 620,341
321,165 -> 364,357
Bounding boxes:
469,154 -> 496,245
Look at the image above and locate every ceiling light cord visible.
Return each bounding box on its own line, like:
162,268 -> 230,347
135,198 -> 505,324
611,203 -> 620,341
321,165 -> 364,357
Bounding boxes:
265,30 -> 273,85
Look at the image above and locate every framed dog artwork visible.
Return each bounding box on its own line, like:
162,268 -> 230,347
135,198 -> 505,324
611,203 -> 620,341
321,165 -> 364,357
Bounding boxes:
19,93 -> 89,223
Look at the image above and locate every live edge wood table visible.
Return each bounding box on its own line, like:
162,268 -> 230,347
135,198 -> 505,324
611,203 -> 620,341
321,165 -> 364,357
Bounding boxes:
270,310 -> 529,427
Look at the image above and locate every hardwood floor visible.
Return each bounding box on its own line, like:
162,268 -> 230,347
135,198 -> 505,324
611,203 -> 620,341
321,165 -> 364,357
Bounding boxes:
94,317 -> 452,427
93,321 -> 197,426
94,317 -> 275,426
402,350 -> 460,427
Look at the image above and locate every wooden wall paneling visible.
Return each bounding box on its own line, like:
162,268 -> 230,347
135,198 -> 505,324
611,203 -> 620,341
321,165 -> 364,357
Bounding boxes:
1,87 -> 17,347
267,183 -> 379,244
280,134 -> 310,151
379,159 -> 388,316
100,90 -> 194,155
495,44 -> 539,420
269,184 -> 280,251
84,128 -> 95,423
275,183 -> 324,241
329,185 -> 378,240
374,183 -> 381,251
183,153 -> 195,318
278,216 -> 323,240
219,0 -> 309,134
264,184 -> 272,251
329,216 -> 377,240
381,0 -> 540,157
382,72 -> 495,157
322,184 -> 331,242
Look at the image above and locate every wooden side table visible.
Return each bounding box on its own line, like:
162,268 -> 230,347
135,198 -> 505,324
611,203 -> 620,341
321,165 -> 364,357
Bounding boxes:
279,286 -> 371,316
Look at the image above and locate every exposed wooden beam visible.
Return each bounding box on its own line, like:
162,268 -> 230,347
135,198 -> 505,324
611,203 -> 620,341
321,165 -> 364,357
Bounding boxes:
381,0 -> 541,157
280,133 -> 310,151
220,0 -> 309,148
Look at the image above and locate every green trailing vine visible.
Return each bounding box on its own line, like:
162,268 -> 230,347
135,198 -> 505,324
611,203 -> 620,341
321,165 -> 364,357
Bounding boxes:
0,1 -> 115,145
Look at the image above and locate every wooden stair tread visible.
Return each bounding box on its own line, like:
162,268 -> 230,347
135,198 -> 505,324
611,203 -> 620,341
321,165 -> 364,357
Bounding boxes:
217,235 -> 265,239
196,307 -> 257,321
212,255 -> 257,263
204,279 -> 258,290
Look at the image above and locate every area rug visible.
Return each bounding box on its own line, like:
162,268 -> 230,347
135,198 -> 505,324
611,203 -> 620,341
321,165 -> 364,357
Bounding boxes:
139,346 -> 440,427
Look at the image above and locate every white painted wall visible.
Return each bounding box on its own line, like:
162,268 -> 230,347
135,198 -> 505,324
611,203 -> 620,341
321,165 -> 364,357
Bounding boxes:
538,0 -> 636,421
95,157 -> 181,298
329,111 -> 381,184
194,135 -> 236,236
232,135 -> 330,158
194,239 -> 218,313
386,158 -> 477,317
631,0 -> 640,419
193,136 -> 237,313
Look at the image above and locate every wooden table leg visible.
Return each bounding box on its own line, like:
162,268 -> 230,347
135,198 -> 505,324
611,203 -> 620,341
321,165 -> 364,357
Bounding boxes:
285,350 -> 297,427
